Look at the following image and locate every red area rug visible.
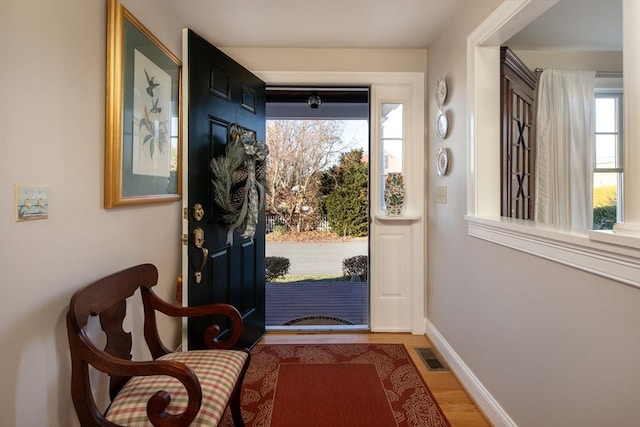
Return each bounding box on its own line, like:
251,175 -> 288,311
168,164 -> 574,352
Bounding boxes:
220,344 -> 450,427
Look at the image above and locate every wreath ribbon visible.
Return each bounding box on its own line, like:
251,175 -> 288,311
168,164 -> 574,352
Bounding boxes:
211,124 -> 269,245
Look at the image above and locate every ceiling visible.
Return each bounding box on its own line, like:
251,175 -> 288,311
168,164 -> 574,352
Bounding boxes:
506,0 -> 622,51
164,0 -> 622,51
164,0 -> 467,49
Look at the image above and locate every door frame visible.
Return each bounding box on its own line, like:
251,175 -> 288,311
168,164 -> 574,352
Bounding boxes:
264,86 -> 371,330
182,70 -> 426,338
180,30 -> 191,348
256,71 -> 426,334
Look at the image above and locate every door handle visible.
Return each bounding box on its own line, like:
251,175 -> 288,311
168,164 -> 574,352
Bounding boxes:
193,227 -> 208,284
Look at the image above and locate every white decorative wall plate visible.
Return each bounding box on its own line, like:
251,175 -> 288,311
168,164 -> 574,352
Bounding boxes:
436,109 -> 449,140
435,76 -> 447,106
436,147 -> 449,176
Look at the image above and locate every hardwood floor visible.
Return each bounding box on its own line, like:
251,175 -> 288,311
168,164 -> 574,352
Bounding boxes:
258,332 -> 492,427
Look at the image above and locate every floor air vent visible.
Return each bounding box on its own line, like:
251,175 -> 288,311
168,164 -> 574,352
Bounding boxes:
416,347 -> 448,371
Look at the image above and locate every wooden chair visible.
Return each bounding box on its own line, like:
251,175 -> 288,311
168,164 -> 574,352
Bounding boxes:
66,263 -> 249,426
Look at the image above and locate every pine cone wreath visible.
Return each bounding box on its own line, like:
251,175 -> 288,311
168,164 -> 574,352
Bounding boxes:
232,166 -> 248,184
255,161 -> 265,181
230,185 -> 247,210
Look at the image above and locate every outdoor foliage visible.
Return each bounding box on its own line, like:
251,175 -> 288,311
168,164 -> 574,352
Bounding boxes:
321,149 -> 369,237
265,256 -> 291,282
271,224 -> 288,236
342,255 -> 368,281
266,120 -> 358,233
592,185 -> 617,230
593,185 -> 617,207
593,205 -> 617,230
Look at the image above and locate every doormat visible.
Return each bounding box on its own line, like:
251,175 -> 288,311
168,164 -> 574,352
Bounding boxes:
220,343 -> 450,426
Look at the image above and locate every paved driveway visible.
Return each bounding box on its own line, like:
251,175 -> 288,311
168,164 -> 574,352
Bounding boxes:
266,238 -> 368,275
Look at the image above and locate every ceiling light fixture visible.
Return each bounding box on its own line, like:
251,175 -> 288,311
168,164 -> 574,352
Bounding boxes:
307,94 -> 322,109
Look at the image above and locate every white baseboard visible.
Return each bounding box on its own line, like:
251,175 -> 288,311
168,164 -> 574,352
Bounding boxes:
425,319 -> 517,427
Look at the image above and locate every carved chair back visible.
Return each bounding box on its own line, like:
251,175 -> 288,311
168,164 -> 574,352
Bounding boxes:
66,264 -> 168,411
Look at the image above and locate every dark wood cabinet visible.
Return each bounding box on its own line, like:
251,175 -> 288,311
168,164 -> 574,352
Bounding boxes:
500,47 -> 537,220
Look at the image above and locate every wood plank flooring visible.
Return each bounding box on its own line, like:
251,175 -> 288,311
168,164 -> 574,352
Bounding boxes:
258,332 -> 492,427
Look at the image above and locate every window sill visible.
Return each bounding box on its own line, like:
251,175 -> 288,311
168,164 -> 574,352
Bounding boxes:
465,215 -> 640,289
589,228 -> 640,247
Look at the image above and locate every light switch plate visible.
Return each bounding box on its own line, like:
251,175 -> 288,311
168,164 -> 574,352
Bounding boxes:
435,186 -> 447,204
15,184 -> 49,221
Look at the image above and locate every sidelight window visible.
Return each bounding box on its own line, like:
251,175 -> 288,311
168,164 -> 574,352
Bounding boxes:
380,103 -> 403,211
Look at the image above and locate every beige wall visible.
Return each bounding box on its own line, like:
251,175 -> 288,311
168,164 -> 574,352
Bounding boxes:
0,1 -> 185,425
221,47 -> 426,73
427,2 -> 640,427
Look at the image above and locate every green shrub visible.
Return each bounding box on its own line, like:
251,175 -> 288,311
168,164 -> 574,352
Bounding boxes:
272,224 -> 288,236
593,205 -> 617,230
342,255 -> 368,281
320,149 -> 369,238
265,256 -> 290,282
325,187 -> 368,237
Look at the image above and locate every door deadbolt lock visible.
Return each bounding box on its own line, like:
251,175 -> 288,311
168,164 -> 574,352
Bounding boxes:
193,203 -> 204,221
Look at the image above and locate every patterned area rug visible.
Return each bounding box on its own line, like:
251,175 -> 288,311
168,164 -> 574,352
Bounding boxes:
220,344 -> 450,427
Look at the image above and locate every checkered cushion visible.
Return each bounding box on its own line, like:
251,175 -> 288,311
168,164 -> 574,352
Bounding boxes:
105,349 -> 248,426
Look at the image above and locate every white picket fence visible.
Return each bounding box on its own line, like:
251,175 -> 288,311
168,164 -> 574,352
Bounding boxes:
265,214 -> 330,232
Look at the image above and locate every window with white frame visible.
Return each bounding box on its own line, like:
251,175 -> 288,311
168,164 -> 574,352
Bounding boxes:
380,103 -> 403,211
593,91 -> 624,230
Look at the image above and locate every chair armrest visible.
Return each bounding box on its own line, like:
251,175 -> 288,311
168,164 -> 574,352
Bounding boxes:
80,339 -> 202,427
145,289 -> 243,349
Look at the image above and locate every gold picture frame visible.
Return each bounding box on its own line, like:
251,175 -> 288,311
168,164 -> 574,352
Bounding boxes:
105,0 -> 181,208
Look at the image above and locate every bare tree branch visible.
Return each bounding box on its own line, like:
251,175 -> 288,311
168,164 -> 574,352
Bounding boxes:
266,120 -> 354,231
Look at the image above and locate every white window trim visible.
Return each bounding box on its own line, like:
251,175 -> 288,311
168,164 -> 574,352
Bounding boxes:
467,0 -> 640,289
593,90 -> 624,224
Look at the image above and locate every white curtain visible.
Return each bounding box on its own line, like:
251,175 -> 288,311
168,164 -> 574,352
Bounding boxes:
535,69 -> 596,230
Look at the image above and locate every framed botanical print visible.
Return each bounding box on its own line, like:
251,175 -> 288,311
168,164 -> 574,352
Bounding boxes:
104,0 -> 181,208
